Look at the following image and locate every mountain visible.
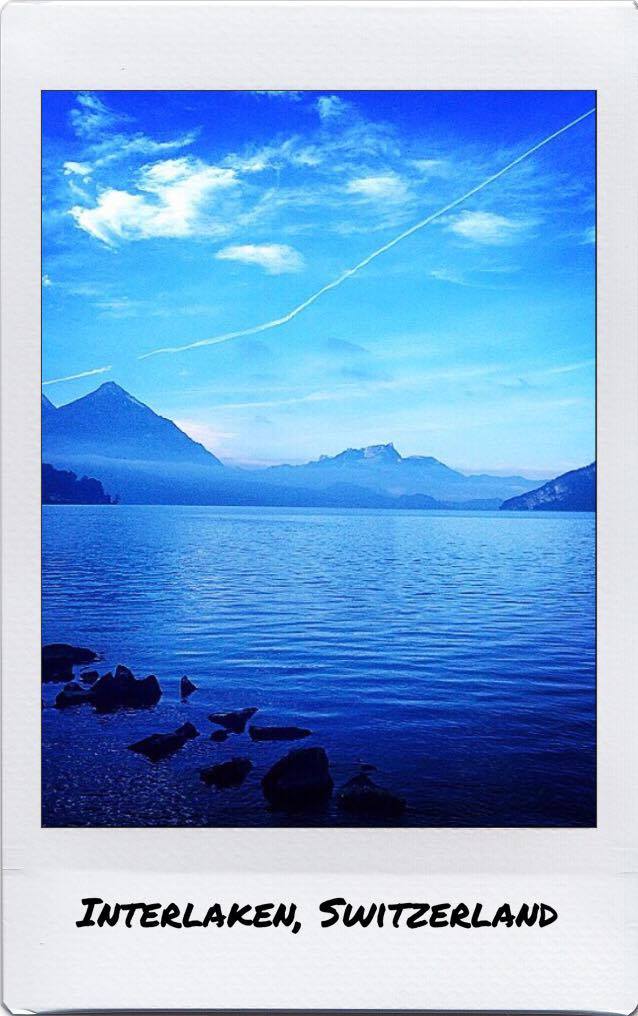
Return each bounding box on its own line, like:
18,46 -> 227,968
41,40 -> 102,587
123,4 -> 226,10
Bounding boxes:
500,463 -> 596,511
261,442 -> 546,504
42,393 -> 57,418
41,382 -> 552,509
42,463 -> 115,505
44,382 -> 222,466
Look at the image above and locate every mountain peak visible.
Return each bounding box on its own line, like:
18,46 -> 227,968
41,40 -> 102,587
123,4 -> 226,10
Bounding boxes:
316,442 -> 402,466
363,442 -> 401,462
92,381 -> 145,405
44,381 -> 223,467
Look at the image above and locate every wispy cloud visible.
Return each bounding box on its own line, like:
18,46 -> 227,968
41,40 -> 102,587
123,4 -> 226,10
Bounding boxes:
409,158 -> 449,177
346,173 -> 409,202
447,210 -> 532,245
215,243 -> 305,274
316,95 -> 349,121
251,91 -> 302,102
139,107 -> 595,360
429,267 -> 469,286
69,92 -> 131,138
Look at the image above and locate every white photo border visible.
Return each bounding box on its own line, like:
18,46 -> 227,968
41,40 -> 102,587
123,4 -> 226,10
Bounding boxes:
2,3 -> 637,1013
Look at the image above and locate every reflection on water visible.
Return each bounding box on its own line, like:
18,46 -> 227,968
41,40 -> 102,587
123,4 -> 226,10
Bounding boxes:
42,505 -> 595,827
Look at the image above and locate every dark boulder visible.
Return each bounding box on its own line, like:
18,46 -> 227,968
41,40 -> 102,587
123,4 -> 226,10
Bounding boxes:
92,665 -> 162,712
129,721 -> 199,762
42,643 -> 98,683
208,707 -> 257,734
210,729 -> 229,743
200,758 -> 252,789
337,773 -> 406,819
180,676 -> 197,699
262,747 -> 333,811
80,670 -> 99,685
54,681 -> 95,709
174,721 -> 199,740
249,725 -> 312,742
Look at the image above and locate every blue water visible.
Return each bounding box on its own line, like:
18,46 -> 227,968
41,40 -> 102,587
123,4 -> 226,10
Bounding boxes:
41,505 -> 595,827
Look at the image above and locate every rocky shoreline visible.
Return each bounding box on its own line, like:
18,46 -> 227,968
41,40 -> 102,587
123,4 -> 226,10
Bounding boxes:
42,643 -> 407,821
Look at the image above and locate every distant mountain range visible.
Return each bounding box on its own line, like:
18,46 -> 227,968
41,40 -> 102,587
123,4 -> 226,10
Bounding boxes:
262,442 -> 546,504
500,463 -> 596,512
42,382 -> 594,510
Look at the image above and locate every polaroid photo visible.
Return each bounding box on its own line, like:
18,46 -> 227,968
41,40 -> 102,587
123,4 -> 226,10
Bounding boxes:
1,1 -> 637,1012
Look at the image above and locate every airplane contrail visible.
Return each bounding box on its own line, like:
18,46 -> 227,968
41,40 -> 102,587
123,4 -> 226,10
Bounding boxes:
138,106 -> 595,361
42,365 -> 112,386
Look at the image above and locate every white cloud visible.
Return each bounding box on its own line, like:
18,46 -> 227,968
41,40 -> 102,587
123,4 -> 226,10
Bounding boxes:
66,93 -> 198,174
316,95 -> 348,121
70,157 -> 238,245
63,161 -> 92,179
42,273 -> 53,287
447,210 -> 530,245
90,130 -> 199,169
346,173 -> 408,202
430,267 -> 468,286
70,92 -> 130,138
581,226 -> 595,244
251,91 -> 302,102
215,243 -> 305,275
94,297 -> 143,318
409,158 -> 448,176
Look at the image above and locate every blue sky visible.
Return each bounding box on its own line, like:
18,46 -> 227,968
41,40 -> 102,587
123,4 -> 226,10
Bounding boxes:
42,90 -> 595,475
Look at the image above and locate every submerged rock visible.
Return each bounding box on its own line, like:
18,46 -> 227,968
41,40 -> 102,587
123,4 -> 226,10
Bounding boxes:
262,747 -> 333,811
337,773 -> 406,819
210,729 -> 228,743
129,721 -> 199,762
200,758 -> 252,789
208,707 -> 258,734
42,643 -> 98,683
92,665 -> 162,712
180,676 -> 197,699
249,725 -> 312,742
54,681 -> 95,709
80,670 -> 99,685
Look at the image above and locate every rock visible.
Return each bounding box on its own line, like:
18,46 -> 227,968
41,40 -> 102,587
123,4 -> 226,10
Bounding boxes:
80,670 -> 99,685
337,774 -> 406,819
210,729 -> 228,743
129,721 -> 199,762
249,725 -> 312,742
200,758 -> 252,789
42,643 -> 98,683
262,747 -> 333,811
92,665 -> 162,712
180,676 -> 197,699
208,707 -> 258,734
54,681 -> 95,709
174,721 -> 199,740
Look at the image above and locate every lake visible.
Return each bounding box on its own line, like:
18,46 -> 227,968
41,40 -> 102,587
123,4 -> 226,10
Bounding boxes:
41,505 -> 596,827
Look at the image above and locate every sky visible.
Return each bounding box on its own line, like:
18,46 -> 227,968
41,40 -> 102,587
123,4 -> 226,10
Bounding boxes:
42,90 -> 595,475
